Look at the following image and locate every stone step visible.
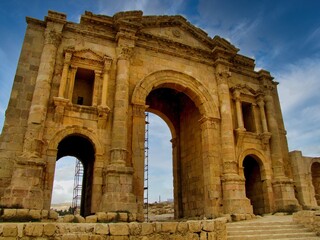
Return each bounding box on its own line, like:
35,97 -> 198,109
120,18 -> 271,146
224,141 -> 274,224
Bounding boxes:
227,219 -> 319,240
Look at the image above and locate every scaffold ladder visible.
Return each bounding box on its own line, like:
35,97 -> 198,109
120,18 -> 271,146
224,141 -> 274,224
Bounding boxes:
144,112 -> 149,221
72,159 -> 83,214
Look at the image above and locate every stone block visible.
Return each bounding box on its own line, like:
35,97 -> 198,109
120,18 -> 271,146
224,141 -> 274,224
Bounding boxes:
29,209 -> 41,220
86,215 -> 98,223
75,214 -> 86,223
63,214 -> 75,222
3,224 -> 18,237
188,220 -> 202,233
43,223 -> 56,236
96,212 -> 108,222
2,209 -> 17,219
107,212 -> 117,222
161,222 -> 178,233
41,210 -> 48,219
177,222 -> 188,233
16,209 -> 29,218
141,223 -> 154,235
109,223 -> 129,236
118,212 -> 128,222
129,222 -> 141,235
202,220 -> 215,232
24,223 -> 43,237
49,210 -> 59,220
95,223 -> 109,235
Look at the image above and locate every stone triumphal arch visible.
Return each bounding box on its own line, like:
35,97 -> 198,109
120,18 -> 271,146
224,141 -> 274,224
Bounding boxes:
0,10 -> 319,220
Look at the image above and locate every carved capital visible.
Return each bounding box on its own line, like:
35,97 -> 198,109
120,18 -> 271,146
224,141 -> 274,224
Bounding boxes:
260,132 -> 272,150
117,46 -> 134,60
132,104 -> 147,118
110,148 -> 128,164
44,29 -> 61,47
223,161 -> 238,175
104,56 -> 113,71
199,116 -> 220,130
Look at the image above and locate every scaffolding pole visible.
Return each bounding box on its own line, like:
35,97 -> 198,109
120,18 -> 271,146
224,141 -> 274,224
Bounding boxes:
144,112 -> 149,221
72,159 -> 83,214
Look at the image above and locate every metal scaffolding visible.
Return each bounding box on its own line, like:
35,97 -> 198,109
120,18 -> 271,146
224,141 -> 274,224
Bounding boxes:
144,112 -> 149,221
72,158 -> 83,214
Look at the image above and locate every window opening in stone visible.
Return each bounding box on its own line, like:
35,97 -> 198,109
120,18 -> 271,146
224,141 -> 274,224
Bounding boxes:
145,112 -> 173,220
243,156 -> 265,215
311,162 -> 320,205
242,102 -> 256,132
72,68 -> 94,106
51,156 -> 77,215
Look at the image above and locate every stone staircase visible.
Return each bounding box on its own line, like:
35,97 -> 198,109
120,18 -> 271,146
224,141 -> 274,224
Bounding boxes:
227,215 -> 319,240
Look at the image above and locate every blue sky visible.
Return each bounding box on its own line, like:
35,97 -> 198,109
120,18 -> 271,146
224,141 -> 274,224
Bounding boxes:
0,0 -> 320,204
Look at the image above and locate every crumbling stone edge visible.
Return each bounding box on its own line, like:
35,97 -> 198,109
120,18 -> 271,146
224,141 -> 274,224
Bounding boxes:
293,210 -> 320,236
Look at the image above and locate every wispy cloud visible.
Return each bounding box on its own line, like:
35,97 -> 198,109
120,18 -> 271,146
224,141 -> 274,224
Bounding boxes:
277,57 -> 320,156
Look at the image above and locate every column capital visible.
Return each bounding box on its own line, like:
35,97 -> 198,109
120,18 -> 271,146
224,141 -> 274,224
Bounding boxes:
44,29 -> 62,47
132,104 -> 148,118
215,64 -> 231,85
117,46 -> 134,60
199,116 -> 220,130
104,56 -> 113,71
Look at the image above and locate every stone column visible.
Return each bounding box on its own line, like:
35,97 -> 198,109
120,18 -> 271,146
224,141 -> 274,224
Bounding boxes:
216,64 -> 253,214
1,12 -> 66,210
264,87 -> 300,211
100,46 -> 137,215
101,57 -> 112,107
252,103 -> 262,134
232,89 -> 245,130
257,95 -> 269,133
67,66 -> 77,102
131,104 -> 147,221
58,51 -> 72,98
92,70 -> 102,106
23,23 -> 64,156
199,116 -> 222,218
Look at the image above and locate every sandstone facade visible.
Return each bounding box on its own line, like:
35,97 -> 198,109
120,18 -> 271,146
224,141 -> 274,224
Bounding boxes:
0,10 -> 318,220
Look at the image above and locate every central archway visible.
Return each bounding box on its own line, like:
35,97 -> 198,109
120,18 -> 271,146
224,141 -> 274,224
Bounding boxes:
132,70 -> 221,219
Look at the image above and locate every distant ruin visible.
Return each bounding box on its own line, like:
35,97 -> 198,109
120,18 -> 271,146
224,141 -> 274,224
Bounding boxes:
0,10 -> 319,221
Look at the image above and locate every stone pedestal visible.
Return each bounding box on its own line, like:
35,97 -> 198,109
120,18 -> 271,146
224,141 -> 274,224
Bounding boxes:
1,157 -> 45,209
222,174 -> 253,214
100,164 -> 138,218
272,177 -> 301,212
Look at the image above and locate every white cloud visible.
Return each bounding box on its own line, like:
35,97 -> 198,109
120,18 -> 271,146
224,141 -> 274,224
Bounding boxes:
277,58 -> 320,156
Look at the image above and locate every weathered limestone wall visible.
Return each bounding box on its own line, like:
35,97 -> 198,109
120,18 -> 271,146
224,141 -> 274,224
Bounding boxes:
0,219 -> 227,240
293,210 -> 320,235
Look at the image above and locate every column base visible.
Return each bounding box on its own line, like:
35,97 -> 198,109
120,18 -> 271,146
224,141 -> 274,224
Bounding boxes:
222,174 -> 253,214
100,164 -> 138,218
272,177 -> 301,212
0,157 -> 45,209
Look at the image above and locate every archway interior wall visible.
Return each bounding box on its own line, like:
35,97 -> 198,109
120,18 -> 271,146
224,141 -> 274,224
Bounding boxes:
311,162 -> 320,206
243,155 -> 265,215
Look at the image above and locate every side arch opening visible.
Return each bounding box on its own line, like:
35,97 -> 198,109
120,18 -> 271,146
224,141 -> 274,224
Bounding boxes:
243,155 -> 265,215
54,135 -> 95,217
311,162 -> 320,205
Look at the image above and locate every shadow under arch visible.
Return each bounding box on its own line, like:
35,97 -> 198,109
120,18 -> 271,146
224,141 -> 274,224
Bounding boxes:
239,149 -> 271,215
131,70 -> 220,120
310,160 -> 320,206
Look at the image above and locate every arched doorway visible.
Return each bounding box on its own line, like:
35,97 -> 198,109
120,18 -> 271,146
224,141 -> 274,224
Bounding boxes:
146,87 -> 203,218
56,135 -> 95,216
311,162 -> 320,205
243,155 -> 265,215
